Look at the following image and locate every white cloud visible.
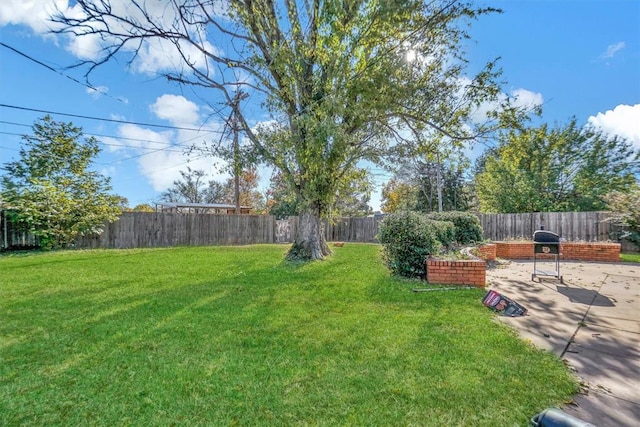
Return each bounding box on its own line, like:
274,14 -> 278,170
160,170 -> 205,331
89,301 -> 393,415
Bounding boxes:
0,0 -> 67,34
511,88 -> 544,111
588,104 -> 640,150
132,37 -> 218,76
600,42 -> 625,59
150,94 -> 200,127
104,95 -> 228,193
0,0 -> 219,75
469,85 -> 544,123
65,32 -> 104,60
100,165 -> 117,178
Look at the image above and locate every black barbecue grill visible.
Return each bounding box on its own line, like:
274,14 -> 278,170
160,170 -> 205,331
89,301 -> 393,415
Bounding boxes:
531,230 -> 563,283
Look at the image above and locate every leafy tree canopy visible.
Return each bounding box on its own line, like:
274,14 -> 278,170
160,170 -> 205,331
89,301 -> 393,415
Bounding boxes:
0,116 -> 122,249
54,0 -> 517,259
267,168 -> 373,219
125,204 -> 156,213
226,168 -> 266,213
382,152 -> 474,214
475,118 -> 640,213
160,167 -> 227,204
160,167 -> 265,212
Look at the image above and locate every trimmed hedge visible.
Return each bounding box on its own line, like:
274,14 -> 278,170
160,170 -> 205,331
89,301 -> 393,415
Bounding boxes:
426,211 -> 483,245
427,219 -> 456,250
377,211 -> 442,278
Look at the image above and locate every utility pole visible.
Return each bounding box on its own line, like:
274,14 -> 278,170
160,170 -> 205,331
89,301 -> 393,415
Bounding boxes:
231,90 -> 248,215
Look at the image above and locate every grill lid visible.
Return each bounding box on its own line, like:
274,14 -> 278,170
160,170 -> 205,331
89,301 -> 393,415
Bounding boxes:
533,230 -> 560,243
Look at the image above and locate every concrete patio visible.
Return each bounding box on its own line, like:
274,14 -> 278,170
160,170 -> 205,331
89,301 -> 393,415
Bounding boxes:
486,260 -> 640,427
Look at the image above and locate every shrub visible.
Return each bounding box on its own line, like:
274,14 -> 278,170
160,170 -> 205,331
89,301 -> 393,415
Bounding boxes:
426,211 -> 483,245
426,219 -> 456,249
377,211 -> 442,278
604,185 -> 640,246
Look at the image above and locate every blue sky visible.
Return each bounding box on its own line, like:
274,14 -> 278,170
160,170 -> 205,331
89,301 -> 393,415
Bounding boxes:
1,0 -> 638,211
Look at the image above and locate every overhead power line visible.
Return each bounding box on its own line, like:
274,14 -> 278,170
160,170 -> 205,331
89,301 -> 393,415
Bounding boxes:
0,103 -> 223,134
0,120 -> 184,149
0,42 -> 128,103
0,131 -> 185,153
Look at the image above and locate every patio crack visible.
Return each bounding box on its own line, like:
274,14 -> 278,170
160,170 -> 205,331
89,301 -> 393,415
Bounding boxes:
560,274 -> 609,359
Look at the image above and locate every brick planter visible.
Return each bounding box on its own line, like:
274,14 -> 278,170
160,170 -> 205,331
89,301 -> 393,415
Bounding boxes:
494,241 -> 621,262
425,259 -> 486,288
473,243 -> 496,261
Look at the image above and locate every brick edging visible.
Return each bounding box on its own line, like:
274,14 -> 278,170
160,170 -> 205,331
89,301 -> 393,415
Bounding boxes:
494,241 -> 621,262
425,258 -> 486,287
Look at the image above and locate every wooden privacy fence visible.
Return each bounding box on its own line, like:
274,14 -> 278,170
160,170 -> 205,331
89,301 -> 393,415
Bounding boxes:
476,211 -> 616,242
75,213 -> 382,249
284,216 -> 382,244
76,212 -> 276,249
3,210 -> 635,251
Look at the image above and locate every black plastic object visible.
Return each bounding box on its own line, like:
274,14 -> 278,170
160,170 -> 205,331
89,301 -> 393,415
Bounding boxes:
533,230 -> 561,244
532,229 -> 563,283
530,408 -> 596,427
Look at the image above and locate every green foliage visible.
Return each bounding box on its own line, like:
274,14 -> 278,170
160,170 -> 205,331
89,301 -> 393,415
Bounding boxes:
55,0 -> 516,259
131,204 -> 155,212
604,183 -> 640,245
386,138 -> 474,213
475,119 -> 640,213
426,219 -> 457,249
426,211 -> 484,244
267,168 -> 373,219
377,211 -> 442,277
160,167 -> 227,204
381,178 -> 418,213
0,116 -> 121,249
331,168 -> 374,217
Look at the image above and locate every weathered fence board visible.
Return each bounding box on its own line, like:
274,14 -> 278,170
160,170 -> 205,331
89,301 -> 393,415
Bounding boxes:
476,211 -> 614,242
75,212 -> 276,249
3,210 -> 636,251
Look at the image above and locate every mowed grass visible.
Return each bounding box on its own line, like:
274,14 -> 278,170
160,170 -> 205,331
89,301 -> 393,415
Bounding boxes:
0,244 -> 576,426
621,252 -> 640,263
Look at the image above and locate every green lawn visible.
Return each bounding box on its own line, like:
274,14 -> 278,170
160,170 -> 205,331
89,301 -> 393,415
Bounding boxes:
0,244 -> 576,426
621,252 -> 640,263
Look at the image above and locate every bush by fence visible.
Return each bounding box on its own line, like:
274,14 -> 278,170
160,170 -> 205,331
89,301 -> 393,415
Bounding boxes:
426,211 -> 483,244
377,211 -> 443,278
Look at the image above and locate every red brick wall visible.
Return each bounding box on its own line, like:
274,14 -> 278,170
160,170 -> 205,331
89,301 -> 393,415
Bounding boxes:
425,259 -> 486,287
495,242 -> 534,259
474,244 -> 496,261
561,243 -> 621,262
494,242 -> 620,262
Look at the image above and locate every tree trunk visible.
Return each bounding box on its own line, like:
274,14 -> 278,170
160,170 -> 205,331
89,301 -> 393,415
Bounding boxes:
287,207 -> 332,261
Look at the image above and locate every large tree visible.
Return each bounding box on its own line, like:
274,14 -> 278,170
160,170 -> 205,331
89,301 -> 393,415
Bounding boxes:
388,137 -> 472,213
54,0 -> 511,259
222,168 -> 266,212
267,168 -> 373,218
160,167 -> 264,211
475,119 -> 640,213
160,167 -> 227,204
0,116 -> 122,249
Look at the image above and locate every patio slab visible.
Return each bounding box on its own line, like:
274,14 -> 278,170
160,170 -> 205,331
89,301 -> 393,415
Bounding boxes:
486,260 -> 640,427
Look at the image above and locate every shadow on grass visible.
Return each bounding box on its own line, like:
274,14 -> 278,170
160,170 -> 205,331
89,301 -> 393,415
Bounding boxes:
1,246 -> 580,426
